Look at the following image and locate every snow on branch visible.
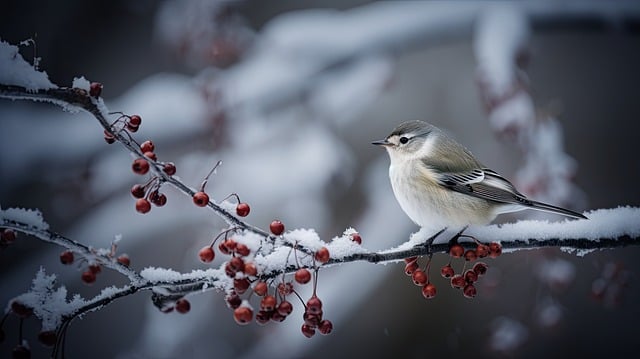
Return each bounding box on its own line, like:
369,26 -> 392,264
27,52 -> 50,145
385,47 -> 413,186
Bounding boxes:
2,205 -> 639,329
0,39 -> 55,91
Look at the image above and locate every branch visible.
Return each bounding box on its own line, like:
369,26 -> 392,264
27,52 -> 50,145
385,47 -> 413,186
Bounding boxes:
3,205 -> 640,326
0,84 -> 268,238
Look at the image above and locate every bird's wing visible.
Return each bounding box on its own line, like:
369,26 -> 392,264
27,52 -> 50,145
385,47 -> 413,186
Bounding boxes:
433,166 -> 533,206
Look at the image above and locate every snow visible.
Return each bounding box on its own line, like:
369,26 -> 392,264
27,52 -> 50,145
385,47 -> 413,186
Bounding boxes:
0,206 -> 49,230
9,268 -> 79,331
0,39 -> 56,90
326,228 -> 368,259
72,76 -> 91,91
140,267 -> 226,288
474,4 -> 528,96
469,206 -> 640,243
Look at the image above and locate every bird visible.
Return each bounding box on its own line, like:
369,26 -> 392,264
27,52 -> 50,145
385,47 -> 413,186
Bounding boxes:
372,120 -> 587,230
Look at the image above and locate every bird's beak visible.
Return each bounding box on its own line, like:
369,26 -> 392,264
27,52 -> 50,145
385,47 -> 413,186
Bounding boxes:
372,139 -> 392,147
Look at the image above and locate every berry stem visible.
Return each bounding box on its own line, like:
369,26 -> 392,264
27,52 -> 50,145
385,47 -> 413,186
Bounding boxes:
199,160 -> 223,192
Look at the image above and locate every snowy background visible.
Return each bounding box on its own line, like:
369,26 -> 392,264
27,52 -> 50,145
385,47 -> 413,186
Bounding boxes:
1,1 -> 640,358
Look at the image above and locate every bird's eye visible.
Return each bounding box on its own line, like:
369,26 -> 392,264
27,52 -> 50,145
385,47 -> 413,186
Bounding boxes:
399,136 -> 409,144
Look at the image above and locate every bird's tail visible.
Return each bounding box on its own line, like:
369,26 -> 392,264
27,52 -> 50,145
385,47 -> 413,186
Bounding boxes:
526,199 -> 588,220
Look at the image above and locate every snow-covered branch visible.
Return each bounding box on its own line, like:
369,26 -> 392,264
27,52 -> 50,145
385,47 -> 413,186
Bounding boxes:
3,204 -> 639,327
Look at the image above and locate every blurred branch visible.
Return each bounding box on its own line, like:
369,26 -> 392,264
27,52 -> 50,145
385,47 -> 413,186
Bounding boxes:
216,2 -> 640,113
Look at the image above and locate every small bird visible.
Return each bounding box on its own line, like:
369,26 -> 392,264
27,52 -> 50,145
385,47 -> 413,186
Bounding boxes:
373,120 -> 587,230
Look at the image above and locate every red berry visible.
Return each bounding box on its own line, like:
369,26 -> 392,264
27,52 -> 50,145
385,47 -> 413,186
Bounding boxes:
129,115 -> 142,126
464,269 -> 478,283
450,274 -> 466,289
131,184 -> 145,198
464,249 -> 477,262
244,262 -> 258,276
218,240 -> 232,255
440,264 -> 455,278
254,281 -> 268,296
89,264 -> 102,274
350,232 -> 362,244
306,296 -> 322,315
127,123 -> 139,132
223,239 -> 237,252
132,158 -> 149,175
303,311 -> 322,327
104,131 -> 115,144
225,292 -> 241,309
1,229 -> 16,243
38,330 -> 57,346
255,310 -> 272,325
175,298 -> 191,313
271,311 -> 286,322
143,151 -> 157,161
234,278 -> 250,294
422,283 -> 437,299
150,191 -> 167,207
489,242 -> 502,258
236,202 -> 250,217
11,301 -> 33,318
229,257 -> 245,272
277,300 -> 293,316
233,307 -> 253,325
60,250 -> 74,265
117,254 -> 131,267
236,243 -> 250,257
193,192 -> 209,207
476,243 -> 490,258
163,162 -> 176,176
314,247 -> 330,263
260,295 -> 277,311
404,261 -> 419,276
135,198 -> 151,213
82,270 -> 96,284
318,319 -> 333,335
411,269 -> 428,286
12,345 -> 31,359
198,246 -> 215,263
463,284 -> 477,298
301,324 -> 316,338
404,256 -> 418,264
449,244 -> 464,258
270,220 -> 285,235
89,82 -> 102,97
277,282 -> 293,296
295,268 -> 312,284
473,262 -> 488,276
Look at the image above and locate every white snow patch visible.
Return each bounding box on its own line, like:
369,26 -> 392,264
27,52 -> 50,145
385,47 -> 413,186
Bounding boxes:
72,76 -> 91,91
0,39 -> 56,90
469,206 -> 640,243
0,206 -> 49,230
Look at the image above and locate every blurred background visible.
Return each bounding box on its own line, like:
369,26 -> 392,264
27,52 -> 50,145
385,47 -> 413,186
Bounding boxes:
1,1 -> 640,358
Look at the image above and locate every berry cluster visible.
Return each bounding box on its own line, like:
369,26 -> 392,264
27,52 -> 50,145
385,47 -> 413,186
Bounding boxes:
58,242 -> 130,285
170,217 -> 334,338
403,238 -> 502,300
129,140 -> 177,214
